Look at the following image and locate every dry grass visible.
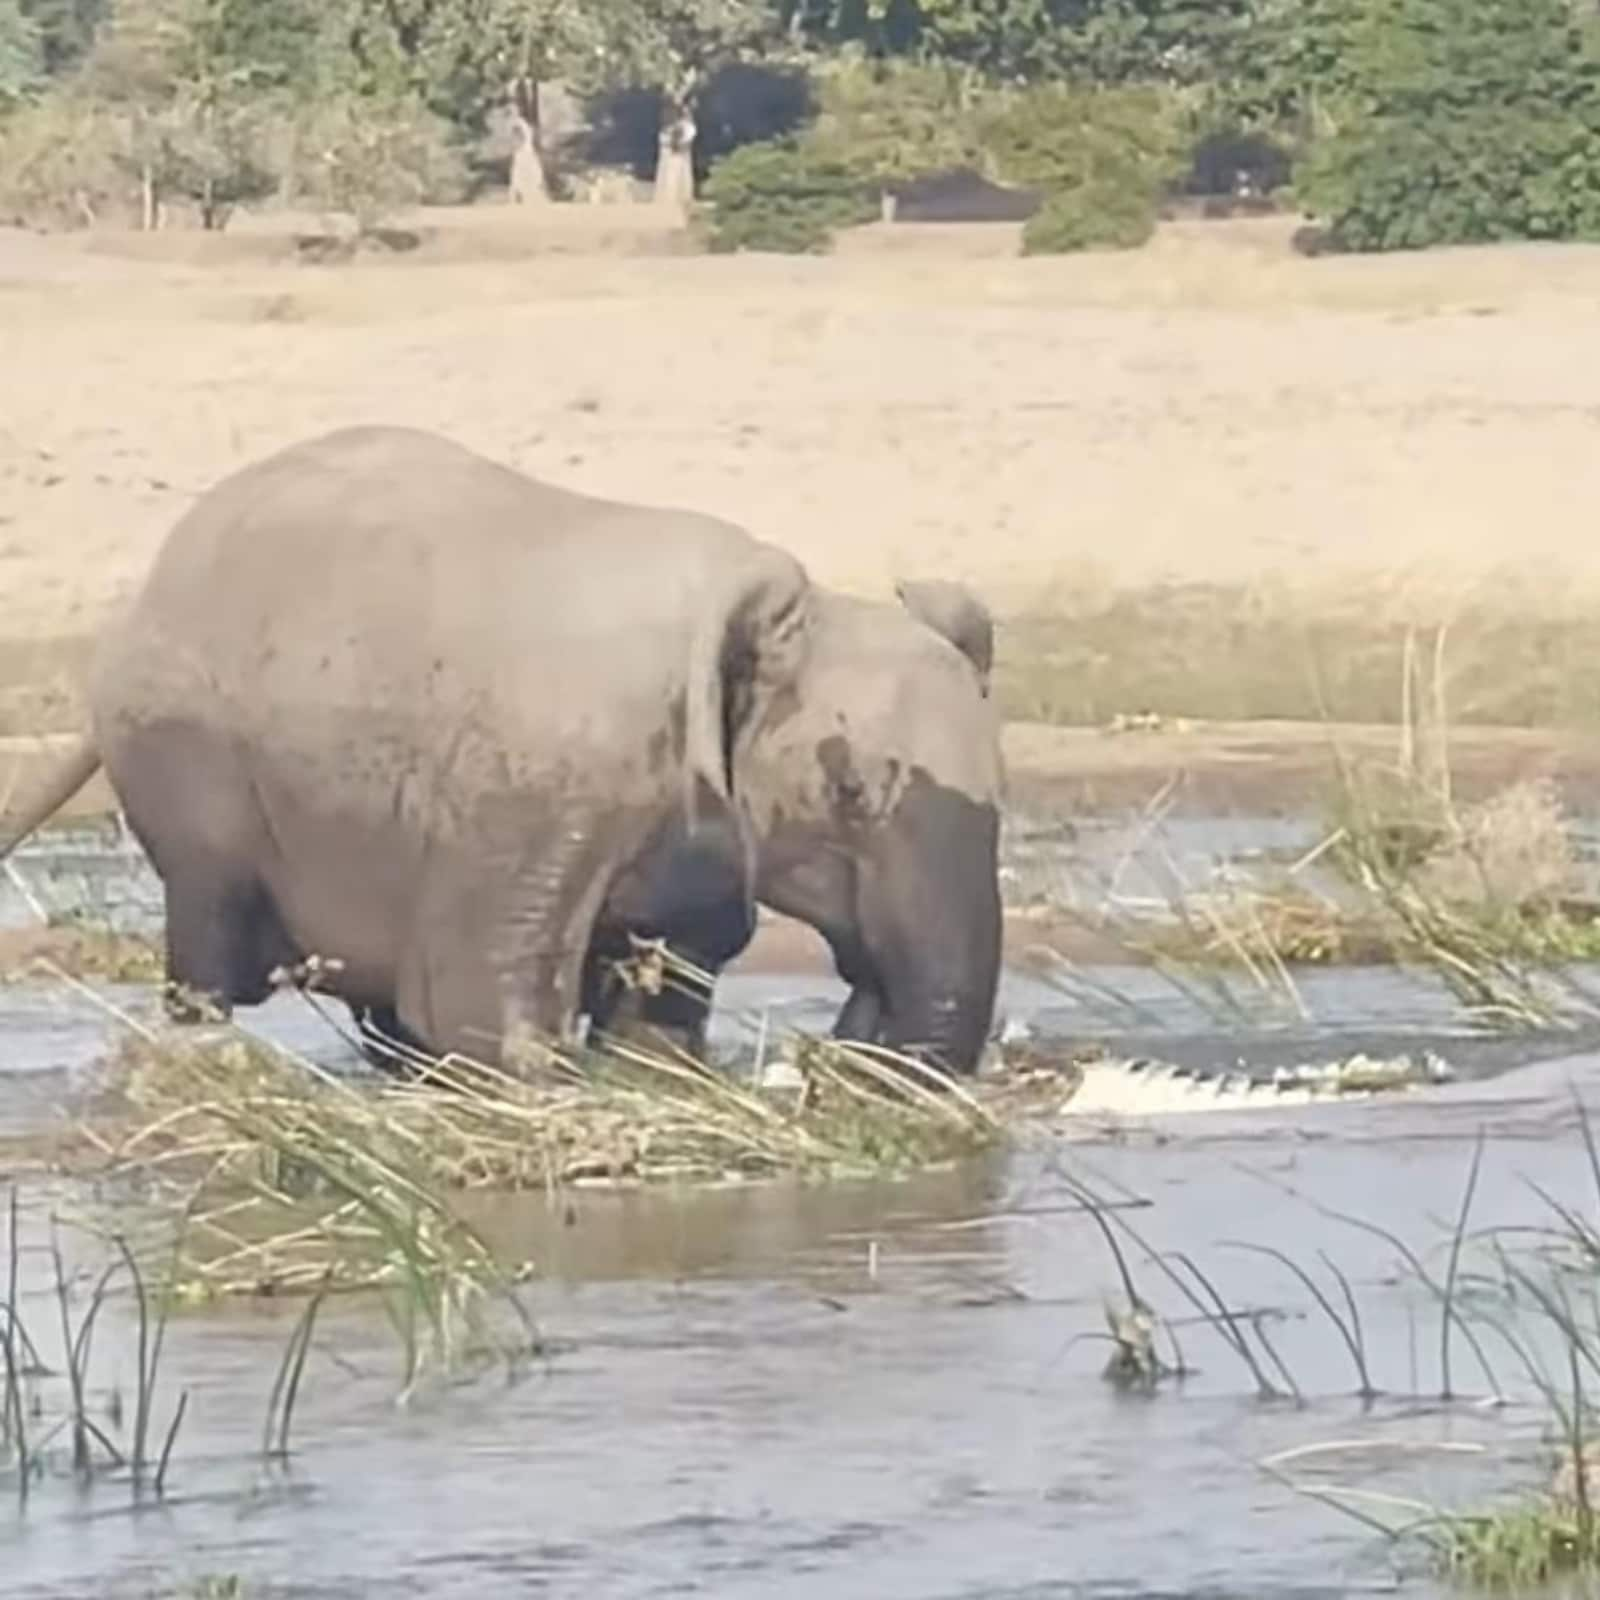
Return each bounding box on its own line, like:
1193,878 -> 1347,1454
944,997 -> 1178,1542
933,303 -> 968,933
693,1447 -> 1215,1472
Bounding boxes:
1315,637 -> 1600,1028
1009,624 -> 1600,1038
4,214 -> 1600,664
994,582 -> 1600,732
0,921 -> 163,984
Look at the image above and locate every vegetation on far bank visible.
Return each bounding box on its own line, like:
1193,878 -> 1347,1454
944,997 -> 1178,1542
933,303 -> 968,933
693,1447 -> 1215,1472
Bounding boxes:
994,583 -> 1600,735
1007,628 -> 1600,1045
2,0 -> 1599,256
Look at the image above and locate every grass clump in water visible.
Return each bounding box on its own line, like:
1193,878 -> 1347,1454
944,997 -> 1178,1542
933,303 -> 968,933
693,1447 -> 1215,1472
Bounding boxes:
0,919 -> 164,985
1317,631 -> 1600,1030
1028,627 -> 1600,1038
80,1011 -> 1004,1318
1437,1496 -> 1600,1591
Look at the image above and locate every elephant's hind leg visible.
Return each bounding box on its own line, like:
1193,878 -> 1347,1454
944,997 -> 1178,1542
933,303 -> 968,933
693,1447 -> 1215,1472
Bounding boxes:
111,721 -> 295,1025
162,865 -> 295,1023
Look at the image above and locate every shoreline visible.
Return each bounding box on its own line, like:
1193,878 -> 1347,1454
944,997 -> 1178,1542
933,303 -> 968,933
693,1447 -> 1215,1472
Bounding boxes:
7,712 -> 1600,983
9,716 -> 1600,831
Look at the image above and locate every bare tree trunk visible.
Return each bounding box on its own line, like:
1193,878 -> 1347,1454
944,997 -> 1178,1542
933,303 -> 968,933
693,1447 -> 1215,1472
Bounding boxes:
879,189 -> 898,223
652,93 -> 696,216
508,75 -> 551,205
140,164 -> 156,232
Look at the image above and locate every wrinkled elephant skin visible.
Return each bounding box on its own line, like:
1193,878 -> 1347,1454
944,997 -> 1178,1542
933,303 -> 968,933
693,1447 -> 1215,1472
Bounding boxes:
0,426 -> 815,1072
589,587 -> 1003,1075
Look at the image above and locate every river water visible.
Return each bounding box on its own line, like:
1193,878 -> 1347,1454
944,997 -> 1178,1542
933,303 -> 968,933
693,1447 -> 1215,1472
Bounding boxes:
4,825 -> 1600,1597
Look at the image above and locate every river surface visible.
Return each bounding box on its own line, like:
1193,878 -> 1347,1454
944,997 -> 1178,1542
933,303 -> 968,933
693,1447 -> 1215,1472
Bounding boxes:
4,825 -> 1600,1596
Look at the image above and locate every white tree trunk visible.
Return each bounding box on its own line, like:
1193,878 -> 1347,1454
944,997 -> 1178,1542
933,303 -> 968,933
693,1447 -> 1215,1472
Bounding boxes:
509,120 -> 550,205
508,78 -> 550,205
879,189 -> 898,223
140,165 -> 157,232
653,100 -> 696,216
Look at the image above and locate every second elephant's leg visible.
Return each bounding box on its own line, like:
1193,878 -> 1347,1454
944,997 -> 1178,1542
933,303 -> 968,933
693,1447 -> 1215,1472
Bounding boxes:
831,982 -> 884,1045
350,1002 -> 431,1073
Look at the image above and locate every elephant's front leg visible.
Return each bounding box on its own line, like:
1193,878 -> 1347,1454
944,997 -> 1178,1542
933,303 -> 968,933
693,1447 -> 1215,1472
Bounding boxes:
584,935 -> 719,1058
495,816 -> 635,1069
396,814 -> 624,1069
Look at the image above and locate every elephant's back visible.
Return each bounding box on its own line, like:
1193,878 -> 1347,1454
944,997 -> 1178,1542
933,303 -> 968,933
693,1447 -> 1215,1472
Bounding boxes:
96,425 -> 802,793
130,425 -> 773,647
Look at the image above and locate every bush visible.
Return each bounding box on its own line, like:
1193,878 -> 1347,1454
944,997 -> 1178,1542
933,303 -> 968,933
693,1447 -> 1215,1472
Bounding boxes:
1296,0 -> 1600,251
802,52 -> 984,214
1301,107 -> 1600,252
700,138 -> 873,254
979,82 -> 1188,196
980,83 -> 1183,256
1022,181 -> 1159,254
150,92 -> 280,230
0,90 -> 126,226
0,0 -> 41,109
293,92 -> 467,234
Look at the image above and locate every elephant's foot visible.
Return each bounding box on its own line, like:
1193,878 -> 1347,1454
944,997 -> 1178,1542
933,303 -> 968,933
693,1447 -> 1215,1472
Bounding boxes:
830,983 -> 885,1049
161,980 -> 233,1027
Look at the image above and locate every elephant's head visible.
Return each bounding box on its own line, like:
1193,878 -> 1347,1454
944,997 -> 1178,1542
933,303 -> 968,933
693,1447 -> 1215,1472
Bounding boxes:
749,583 -> 1003,1075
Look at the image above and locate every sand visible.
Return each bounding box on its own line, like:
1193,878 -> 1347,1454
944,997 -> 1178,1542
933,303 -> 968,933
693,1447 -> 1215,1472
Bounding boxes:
5,203 -> 1600,751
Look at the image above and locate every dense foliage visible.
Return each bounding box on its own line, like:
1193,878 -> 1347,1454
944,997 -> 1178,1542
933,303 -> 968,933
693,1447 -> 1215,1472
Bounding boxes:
699,134 -> 871,249
1021,178 -> 1157,252
1293,0 -> 1600,250
4,0 -> 1600,255
801,51 -> 983,205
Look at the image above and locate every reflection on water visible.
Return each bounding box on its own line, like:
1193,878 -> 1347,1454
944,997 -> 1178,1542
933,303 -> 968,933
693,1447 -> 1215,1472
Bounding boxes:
7,1096 -> 1600,1598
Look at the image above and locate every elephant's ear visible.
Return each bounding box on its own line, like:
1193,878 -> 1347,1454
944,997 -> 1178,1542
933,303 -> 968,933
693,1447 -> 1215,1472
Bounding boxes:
684,548 -> 813,828
895,578 -> 994,695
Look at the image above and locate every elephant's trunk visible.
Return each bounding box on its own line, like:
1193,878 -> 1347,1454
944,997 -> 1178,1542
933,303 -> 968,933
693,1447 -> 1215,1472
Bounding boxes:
860,778 -> 1002,1077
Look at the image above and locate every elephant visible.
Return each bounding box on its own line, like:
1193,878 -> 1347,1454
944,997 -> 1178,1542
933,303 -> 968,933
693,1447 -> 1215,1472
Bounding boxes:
576,583 -> 1003,1075
893,579 -> 993,697
0,425 -> 815,1071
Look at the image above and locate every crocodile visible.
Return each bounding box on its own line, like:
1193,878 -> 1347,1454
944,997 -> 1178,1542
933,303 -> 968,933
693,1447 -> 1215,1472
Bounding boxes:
753,1033 -> 1454,1118
1054,1048 -> 1455,1119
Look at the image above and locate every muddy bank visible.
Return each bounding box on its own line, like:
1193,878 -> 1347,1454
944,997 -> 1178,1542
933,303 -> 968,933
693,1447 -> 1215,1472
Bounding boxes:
10,713 -> 1600,829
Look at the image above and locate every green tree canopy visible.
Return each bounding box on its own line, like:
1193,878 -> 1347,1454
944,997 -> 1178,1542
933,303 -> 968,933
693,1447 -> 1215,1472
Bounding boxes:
802,49 -> 983,204
1296,0 -> 1600,249
787,0 -> 1254,86
0,1 -> 44,104
18,0 -> 106,76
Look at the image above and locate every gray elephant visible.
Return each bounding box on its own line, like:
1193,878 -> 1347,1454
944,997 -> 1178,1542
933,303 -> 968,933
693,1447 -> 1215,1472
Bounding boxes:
0,426 -> 813,1070
578,584 -> 1003,1074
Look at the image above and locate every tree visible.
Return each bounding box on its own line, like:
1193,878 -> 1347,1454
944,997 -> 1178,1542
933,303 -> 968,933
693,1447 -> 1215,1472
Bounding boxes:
18,0 -> 108,77
0,91 -> 122,223
578,0 -> 780,209
785,0 -> 1254,87
981,82 -> 1187,253
802,50 -> 983,218
0,1 -> 43,105
1295,0 -> 1600,250
294,88 -> 467,232
80,0 -> 318,226
979,79 -> 1186,191
292,0 -> 602,203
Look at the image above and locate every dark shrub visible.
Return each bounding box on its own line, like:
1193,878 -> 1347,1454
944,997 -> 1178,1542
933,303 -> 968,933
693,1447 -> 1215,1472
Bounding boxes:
700,138 -> 872,254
